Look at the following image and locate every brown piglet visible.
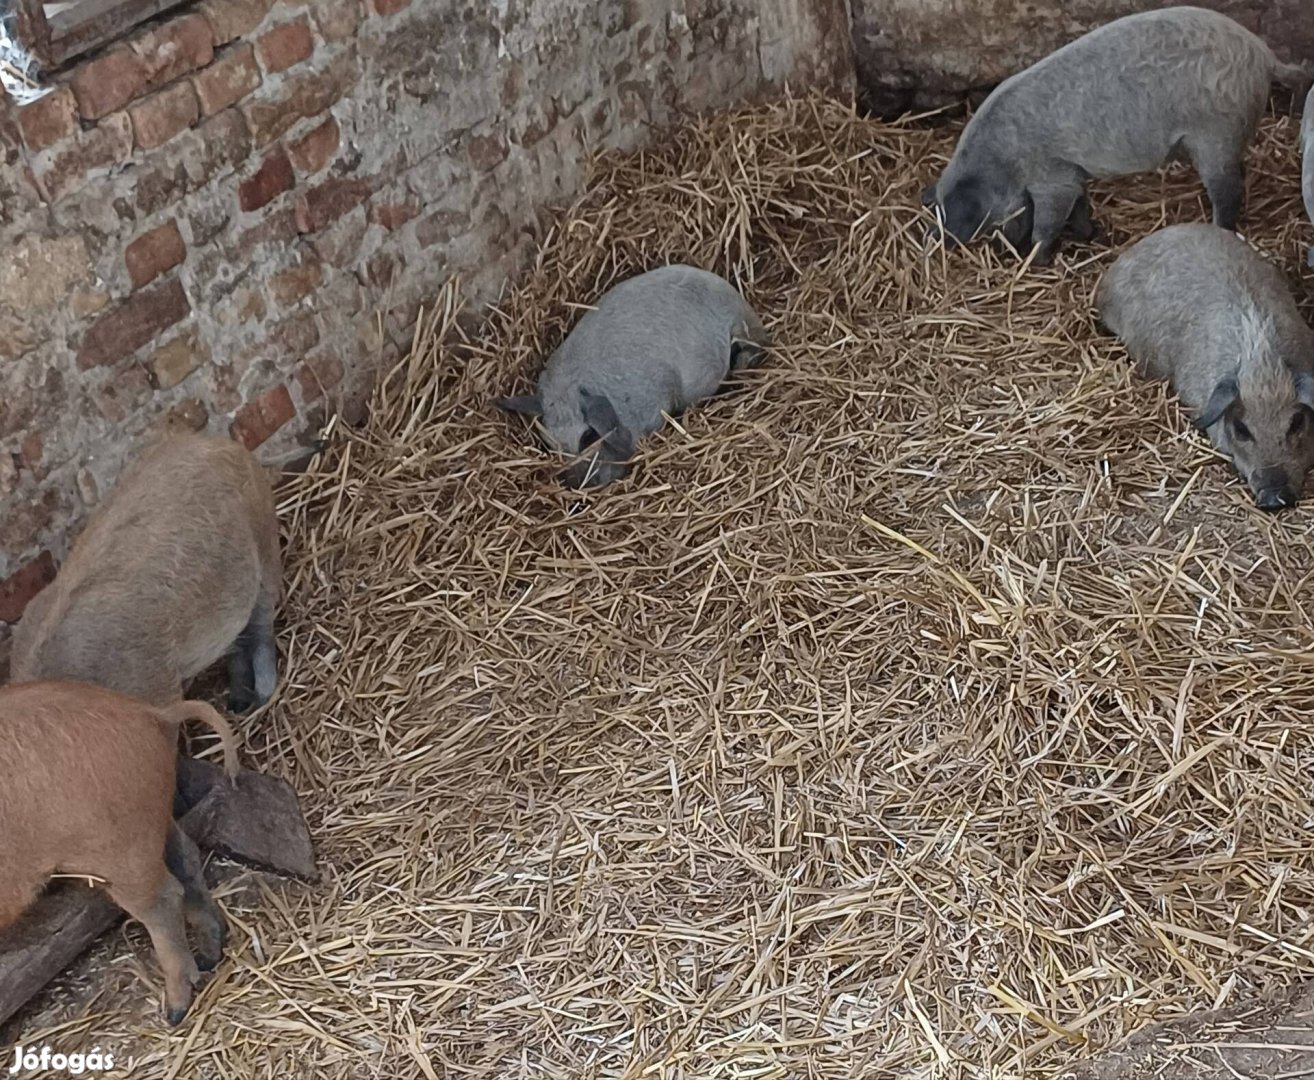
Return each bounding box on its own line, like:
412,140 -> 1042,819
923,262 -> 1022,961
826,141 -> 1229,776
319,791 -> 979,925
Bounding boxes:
11,432 -> 282,712
0,681 -> 240,1024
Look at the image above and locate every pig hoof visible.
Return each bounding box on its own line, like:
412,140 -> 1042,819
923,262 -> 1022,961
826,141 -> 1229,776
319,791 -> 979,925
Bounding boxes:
165,1005 -> 189,1026
196,948 -> 222,973
1307,246 -> 1314,269
228,690 -> 252,714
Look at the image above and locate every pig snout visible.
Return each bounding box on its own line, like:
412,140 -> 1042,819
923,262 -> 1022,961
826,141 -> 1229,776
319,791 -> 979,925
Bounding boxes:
559,455 -> 630,491
1251,467 -> 1298,512
922,219 -> 959,253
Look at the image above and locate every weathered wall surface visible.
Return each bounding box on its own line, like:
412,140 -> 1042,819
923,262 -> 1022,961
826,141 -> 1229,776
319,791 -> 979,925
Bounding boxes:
851,0 -> 1314,113
0,0 -> 852,617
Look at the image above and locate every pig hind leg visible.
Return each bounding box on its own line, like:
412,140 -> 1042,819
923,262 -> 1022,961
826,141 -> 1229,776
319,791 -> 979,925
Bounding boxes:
107,862 -> 200,1025
164,823 -> 227,971
228,594 -> 277,714
1184,133 -> 1246,230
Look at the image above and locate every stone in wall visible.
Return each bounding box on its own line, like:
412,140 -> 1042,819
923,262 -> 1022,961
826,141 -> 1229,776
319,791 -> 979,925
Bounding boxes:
850,0 -> 1314,113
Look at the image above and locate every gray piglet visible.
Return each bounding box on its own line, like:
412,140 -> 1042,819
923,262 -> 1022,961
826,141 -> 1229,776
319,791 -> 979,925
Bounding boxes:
1097,223 -> 1314,511
924,6 -> 1310,264
497,264 -> 770,489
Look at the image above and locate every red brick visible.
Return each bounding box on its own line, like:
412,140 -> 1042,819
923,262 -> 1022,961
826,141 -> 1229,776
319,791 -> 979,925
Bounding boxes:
295,351 -> 344,402
257,18 -> 314,74
415,208 -> 470,248
33,112 -> 134,203
369,198 -> 419,231
314,0 -> 363,41
517,99 -> 560,147
239,147 -> 295,211
231,383 -> 295,449
210,364 -> 241,411
295,176 -> 370,233
241,54 -> 357,146
129,13 -> 215,88
150,331 -> 208,389
467,131 -> 508,171
77,279 -> 191,369
271,312 -> 320,353
94,364 -> 153,422
17,87 -> 79,152
310,208 -> 367,267
287,116 -> 339,174
0,551 -> 56,623
192,44 -> 262,116
0,314 -> 37,361
161,398 -> 210,432
20,430 -> 44,476
125,221 -> 186,288
364,251 -> 400,289
199,0 -> 274,44
227,207 -> 299,262
131,108 -> 251,217
70,50 -> 148,120
129,82 -> 200,150
372,0 -> 411,13
270,255 -> 323,305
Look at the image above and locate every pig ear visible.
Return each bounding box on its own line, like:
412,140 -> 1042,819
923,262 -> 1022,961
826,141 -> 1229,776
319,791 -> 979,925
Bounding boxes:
920,182 -> 938,208
580,388 -> 636,459
1295,371 -> 1314,412
1195,376 -> 1240,431
495,393 -> 542,416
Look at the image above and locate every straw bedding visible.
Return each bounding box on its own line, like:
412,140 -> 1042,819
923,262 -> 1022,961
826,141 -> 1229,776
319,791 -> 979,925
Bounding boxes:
17,94 -> 1314,1078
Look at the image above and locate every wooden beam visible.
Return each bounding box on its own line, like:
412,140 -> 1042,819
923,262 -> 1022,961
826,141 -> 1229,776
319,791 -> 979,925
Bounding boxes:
0,886 -> 119,1031
10,0 -> 54,73
14,0 -> 190,70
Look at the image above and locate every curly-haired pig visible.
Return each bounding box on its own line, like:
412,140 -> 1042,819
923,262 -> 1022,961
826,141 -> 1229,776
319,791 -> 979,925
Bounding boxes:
1097,223 -> 1314,510
495,264 -> 770,489
1303,85 -> 1314,267
11,432 -> 282,712
923,6 -> 1311,265
0,680 -> 239,1024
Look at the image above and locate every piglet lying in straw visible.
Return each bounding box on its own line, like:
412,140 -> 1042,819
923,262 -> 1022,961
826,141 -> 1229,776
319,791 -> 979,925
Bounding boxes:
923,6 -> 1312,265
1097,223 -> 1314,510
12,432 -> 282,713
496,264 -> 770,489
1303,85 -> 1314,268
0,681 -> 239,1025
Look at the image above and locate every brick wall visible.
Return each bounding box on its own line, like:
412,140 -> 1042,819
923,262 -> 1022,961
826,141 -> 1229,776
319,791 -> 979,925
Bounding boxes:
0,0 -> 852,616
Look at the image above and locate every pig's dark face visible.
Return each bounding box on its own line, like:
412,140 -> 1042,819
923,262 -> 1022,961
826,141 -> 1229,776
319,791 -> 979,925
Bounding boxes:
1198,371 -> 1314,511
924,172 -> 1028,255
558,452 -> 632,490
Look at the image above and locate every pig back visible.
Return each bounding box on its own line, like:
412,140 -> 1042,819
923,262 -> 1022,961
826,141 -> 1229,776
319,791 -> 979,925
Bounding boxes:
977,7 -> 1273,179
1099,224 -> 1310,410
542,265 -> 763,437
10,434 -> 277,702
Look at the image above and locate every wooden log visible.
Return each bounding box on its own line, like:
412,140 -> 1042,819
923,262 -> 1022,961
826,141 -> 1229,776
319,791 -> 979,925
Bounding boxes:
0,885 -> 119,1030
177,761 -> 318,883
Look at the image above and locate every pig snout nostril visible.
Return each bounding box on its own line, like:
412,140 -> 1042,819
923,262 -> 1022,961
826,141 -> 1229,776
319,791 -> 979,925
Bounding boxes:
1255,486 -> 1296,512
